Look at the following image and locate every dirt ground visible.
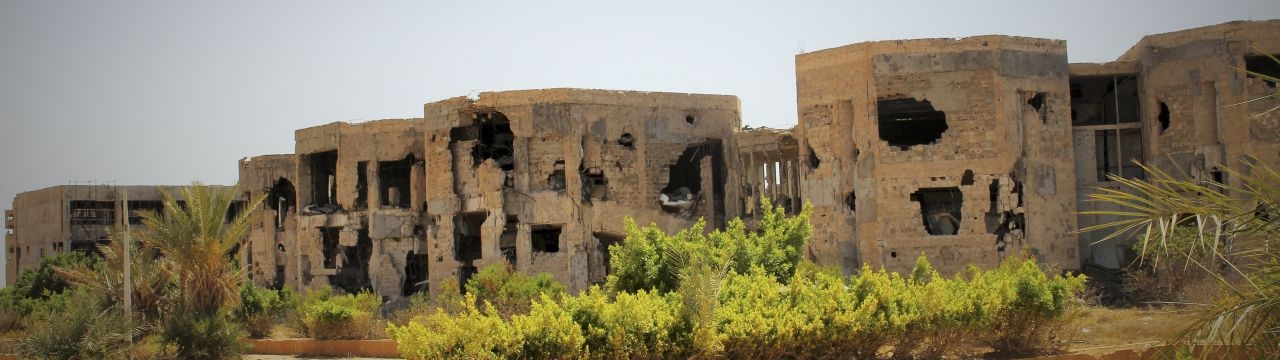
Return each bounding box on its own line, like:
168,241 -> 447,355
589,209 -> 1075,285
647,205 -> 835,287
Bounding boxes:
1067,305 -> 1197,354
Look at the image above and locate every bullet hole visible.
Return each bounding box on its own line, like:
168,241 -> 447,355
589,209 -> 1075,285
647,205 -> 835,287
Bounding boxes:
685,115 -> 696,124
617,133 -> 635,148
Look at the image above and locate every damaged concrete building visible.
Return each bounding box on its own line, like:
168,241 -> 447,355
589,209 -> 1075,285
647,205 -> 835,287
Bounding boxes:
236,89 -> 742,299
7,20 -> 1278,299
792,35 -> 1079,276
4,185 -> 216,285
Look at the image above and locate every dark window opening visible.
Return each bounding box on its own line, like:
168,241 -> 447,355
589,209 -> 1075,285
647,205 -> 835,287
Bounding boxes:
225,200 -> 246,223
531,225 -> 562,253
961,169 -> 975,186
890,251 -> 898,258
583,168 -> 607,201
617,133 -> 635,149
1028,93 -> 1044,111
660,140 -> 727,225
330,229 -> 372,294
403,253 -> 429,296
592,232 -> 624,283
1069,75 -> 1140,126
321,227 -> 341,269
273,265 -> 285,290
355,161 -> 369,210
911,187 -> 962,236
69,201 -> 115,225
877,98 -> 948,150
127,200 -> 164,225
808,146 -> 821,169
548,159 -> 566,192
1157,101 -> 1170,134
268,178 -> 296,230
1027,92 -> 1048,123
1245,54 -> 1280,87
379,154 -> 415,208
451,112 -> 515,171
307,151 -> 338,206
845,192 -> 856,212
500,216 -> 517,265
685,115 -> 695,124
454,212 -> 486,262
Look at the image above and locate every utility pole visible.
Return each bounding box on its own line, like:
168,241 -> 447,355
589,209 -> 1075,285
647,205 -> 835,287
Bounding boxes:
122,187 -> 132,347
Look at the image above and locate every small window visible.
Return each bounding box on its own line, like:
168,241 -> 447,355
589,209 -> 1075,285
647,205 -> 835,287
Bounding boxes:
912,187 -> 962,236
532,225 -> 562,253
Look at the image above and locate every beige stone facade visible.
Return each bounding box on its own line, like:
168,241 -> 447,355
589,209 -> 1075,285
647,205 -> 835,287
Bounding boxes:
8,21 -> 1278,298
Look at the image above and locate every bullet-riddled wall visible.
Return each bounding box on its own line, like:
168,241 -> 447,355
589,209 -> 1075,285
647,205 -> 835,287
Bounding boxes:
795,36 -> 1080,276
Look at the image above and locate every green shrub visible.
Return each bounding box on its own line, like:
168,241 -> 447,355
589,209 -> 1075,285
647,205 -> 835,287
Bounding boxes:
18,287 -> 138,360
464,263 -> 566,318
0,251 -> 96,320
387,200 -> 1087,359
233,283 -> 295,338
608,198 -> 813,293
387,294 -> 520,359
296,286 -> 382,340
160,311 -> 246,360
977,256 -> 1087,354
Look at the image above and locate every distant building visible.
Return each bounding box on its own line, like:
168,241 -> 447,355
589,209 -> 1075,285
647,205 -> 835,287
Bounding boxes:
4,185 -> 223,285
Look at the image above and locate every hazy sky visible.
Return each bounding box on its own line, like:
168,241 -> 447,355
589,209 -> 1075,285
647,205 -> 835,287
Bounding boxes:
3,0 -> 1278,283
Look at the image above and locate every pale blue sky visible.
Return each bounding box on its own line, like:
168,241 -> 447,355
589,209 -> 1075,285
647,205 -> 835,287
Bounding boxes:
3,0 -> 1278,283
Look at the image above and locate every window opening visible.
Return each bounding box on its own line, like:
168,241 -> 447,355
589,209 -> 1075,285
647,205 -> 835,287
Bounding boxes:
877,98 -> 948,150
403,252 -> 429,296
531,225 -> 562,253
355,161 -> 368,210
660,140 -> 726,224
454,212 -> 486,262
330,229 -> 372,294
500,216 -> 518,265
911,187 -> 962,236
268,178 -> 295,230
1245,54 -> 1280,87
379,154 -> 415,208
307,151 -> 338,206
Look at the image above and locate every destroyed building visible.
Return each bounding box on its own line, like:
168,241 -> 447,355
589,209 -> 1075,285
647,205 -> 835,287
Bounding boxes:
792,36 -> 1079,276
236,89 -> 741,299
7,20 -> 1279,299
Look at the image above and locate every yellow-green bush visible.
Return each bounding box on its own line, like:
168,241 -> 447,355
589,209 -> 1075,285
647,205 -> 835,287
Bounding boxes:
296,286 -> 381,340
388,200 -> 1086,359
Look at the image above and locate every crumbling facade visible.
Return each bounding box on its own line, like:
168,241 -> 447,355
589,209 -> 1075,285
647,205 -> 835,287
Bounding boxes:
793,36 -> 1079,276
234,89 -> 741,299
8,20 -> 1278,297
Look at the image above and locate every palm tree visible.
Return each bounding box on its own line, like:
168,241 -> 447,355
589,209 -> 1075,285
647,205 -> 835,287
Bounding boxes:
134,183 -> 263,316
1083,159 -> 1279,358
